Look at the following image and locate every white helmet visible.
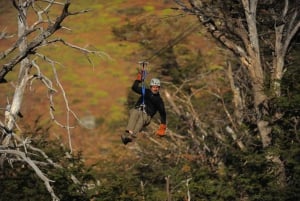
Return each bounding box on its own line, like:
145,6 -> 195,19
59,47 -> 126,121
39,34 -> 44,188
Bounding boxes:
150,78 -> 160,86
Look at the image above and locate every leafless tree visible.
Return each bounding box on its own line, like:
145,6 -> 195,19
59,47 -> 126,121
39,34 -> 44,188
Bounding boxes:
173,0 -> 300,187
0,0 -> 105,200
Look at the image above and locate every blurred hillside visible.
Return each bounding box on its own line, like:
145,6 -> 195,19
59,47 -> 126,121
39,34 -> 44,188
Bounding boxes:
0,0 -> 220,164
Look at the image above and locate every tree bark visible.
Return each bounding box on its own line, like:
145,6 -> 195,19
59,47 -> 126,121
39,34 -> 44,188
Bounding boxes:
4,0 -> 30,142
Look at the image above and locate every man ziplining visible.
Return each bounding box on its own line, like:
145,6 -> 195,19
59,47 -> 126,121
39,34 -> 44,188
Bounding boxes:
119,22 -> 200,145
121,62 -> 167,145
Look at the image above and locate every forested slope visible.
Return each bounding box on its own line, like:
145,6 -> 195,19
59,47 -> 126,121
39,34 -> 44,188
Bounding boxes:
1,0 -> 299,200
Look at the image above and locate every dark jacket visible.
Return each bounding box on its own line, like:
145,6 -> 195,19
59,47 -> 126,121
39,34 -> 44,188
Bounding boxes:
132,80 -> 166,124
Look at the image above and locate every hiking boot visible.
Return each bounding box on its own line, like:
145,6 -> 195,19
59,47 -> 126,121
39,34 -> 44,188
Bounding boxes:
121,134 -> 132,145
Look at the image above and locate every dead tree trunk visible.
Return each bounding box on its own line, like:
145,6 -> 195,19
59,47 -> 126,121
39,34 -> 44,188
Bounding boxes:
174,0 -> 299,188
4,0 -> 30,145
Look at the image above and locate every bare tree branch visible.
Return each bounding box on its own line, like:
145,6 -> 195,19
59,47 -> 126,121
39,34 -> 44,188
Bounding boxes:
0,0 -> 71,82
0,149 -> 59,201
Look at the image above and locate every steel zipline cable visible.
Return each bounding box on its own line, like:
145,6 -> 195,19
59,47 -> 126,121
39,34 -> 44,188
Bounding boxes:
141,21 -> 200,63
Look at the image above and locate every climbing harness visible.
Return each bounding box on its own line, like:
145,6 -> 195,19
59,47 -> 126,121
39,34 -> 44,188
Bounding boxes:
138,61 -> 148,113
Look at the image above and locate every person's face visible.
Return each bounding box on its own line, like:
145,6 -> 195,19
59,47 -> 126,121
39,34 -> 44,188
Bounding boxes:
150,85 -> 160,94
